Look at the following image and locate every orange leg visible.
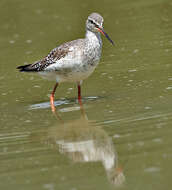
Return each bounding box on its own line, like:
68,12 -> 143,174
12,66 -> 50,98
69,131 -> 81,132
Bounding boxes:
50,83 -> 58,113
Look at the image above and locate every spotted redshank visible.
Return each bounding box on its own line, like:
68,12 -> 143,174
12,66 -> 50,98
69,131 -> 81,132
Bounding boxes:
17,13 -> 114,112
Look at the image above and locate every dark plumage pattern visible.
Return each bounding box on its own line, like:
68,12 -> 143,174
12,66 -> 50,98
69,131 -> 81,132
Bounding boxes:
17,42 -> 71,72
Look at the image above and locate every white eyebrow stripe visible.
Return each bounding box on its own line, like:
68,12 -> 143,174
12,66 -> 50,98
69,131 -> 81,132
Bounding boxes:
89,19 -> 100,28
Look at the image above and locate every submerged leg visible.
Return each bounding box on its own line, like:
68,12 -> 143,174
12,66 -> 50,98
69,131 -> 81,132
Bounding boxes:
50,83 -> 59,113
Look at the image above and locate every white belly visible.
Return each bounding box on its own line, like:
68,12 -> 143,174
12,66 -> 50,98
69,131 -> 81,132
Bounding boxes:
39,60 -> 99,83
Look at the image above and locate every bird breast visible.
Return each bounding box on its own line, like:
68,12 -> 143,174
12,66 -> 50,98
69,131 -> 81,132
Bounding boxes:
84,31 -> 102,67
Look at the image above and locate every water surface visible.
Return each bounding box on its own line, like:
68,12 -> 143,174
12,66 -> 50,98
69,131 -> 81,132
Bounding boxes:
0,0 -> 172,189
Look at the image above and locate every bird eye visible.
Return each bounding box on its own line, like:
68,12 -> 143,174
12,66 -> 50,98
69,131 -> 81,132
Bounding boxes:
89,20 -> 94,24
89,19 -> 99,28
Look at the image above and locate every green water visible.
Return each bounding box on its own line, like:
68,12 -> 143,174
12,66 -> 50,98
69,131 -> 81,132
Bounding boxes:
0,0 -> 172,189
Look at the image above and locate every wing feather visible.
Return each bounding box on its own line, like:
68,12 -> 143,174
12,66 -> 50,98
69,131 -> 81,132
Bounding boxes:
17,42 -> 74,72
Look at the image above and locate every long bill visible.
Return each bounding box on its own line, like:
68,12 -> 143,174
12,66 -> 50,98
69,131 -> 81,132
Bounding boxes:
97,27 -> 114,46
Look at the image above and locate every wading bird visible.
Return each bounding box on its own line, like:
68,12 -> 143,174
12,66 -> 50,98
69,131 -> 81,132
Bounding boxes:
17,13 -> 114,112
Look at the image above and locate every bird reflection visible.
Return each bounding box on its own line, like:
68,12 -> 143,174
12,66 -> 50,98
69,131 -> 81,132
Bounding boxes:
41,102 -> 125,187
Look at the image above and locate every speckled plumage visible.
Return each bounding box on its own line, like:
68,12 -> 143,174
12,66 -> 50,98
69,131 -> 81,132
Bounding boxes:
17,13 -> 114,112
17,13 -> 106,83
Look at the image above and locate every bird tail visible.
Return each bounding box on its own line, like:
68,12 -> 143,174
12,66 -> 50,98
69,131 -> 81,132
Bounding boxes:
17,64 -> 33,72
16,60 -> 42,72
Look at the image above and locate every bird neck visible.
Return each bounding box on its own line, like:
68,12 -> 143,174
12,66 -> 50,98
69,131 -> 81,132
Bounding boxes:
85,30 -> 102,48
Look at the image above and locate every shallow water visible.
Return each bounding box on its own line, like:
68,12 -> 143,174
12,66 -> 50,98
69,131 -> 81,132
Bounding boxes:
0,0 -> 172,189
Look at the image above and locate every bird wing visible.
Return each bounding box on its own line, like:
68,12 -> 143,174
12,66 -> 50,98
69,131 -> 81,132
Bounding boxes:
17,39 -> 84,72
